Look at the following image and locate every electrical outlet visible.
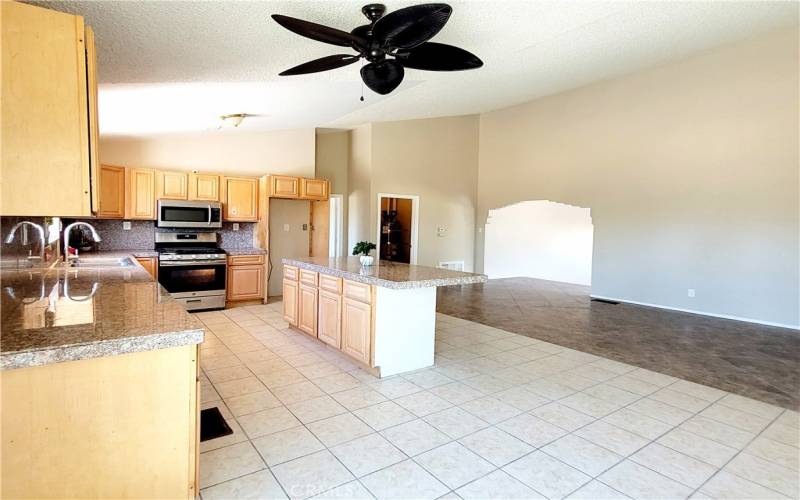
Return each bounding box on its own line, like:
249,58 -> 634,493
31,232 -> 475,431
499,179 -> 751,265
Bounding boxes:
233,223 -> 240,231
302,224 -> 308,231
687,289 -> 696,298
122,221 -> 132,230
283,224 -> 290,232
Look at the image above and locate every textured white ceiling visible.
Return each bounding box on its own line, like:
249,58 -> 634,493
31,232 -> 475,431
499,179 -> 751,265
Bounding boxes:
34,0 -> 799,136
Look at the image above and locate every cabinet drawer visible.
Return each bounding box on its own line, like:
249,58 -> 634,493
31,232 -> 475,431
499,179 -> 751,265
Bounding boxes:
228,254 -> 265,266
319,274 -> 342,294
343,280 -> 372,304
284,265 -> 298,281
299,269 -> 319,286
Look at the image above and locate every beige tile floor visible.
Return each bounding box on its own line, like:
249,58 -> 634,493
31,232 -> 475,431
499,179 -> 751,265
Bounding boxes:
195,303 -> 799,500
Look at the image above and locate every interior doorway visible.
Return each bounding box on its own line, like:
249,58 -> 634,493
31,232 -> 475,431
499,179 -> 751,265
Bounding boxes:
376,193 -> 419,264
328,194 -> 344,257
484,200 -> 594,285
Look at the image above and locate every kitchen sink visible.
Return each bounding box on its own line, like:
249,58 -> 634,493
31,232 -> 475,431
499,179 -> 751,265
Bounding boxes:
59,257 -> 135,268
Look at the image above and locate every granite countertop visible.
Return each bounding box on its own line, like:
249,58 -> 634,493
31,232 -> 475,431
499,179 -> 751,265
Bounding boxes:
78,249 -> 160,258
225,247 -> 267,256
0,254 -> 204,370
282,256 -> 487,289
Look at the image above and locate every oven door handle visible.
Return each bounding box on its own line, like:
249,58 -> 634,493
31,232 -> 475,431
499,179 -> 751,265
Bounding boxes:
159,260 -> 227,267
208,204 -> 211,226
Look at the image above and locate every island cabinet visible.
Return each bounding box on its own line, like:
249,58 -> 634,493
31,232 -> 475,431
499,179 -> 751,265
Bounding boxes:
283,266 -> 373,367
227,254 -> 265,303
1,1 -> 99,217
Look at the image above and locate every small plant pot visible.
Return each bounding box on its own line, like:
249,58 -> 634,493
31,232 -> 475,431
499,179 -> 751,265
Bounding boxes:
359,255 -> 374,266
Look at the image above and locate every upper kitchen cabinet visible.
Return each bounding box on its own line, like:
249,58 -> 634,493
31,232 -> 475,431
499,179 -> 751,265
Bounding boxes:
97,165 -> 125,219
1,1 -> 99,217
188,173 -> 220,202
126,168 -> 156,219
223,177 -> 258,221
300,178 -> 329,201
157,171 -> 189,200
269,175 -> 300,199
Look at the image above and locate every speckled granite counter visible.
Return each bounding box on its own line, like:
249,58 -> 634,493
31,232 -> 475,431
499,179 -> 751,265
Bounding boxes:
225,247 -> 267,256
282,256 -> 487,289
0,256 -> 203,370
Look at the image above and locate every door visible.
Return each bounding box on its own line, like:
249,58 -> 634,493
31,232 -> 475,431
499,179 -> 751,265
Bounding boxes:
379,196 -> 415,264
310,201 -> 329,258
270,175 -> 299,198
157,261 -> 226,295
189,174 -> 219,201
342,297 -> 371,365
282,279 -> 298,326
318,289 -> 342,348
97,165 -> 125,218
298,284 -> 318,337
127,168 -> 156,219
227,265 -> 264,301
159,171 -> 188,200
224,177 -> 258,221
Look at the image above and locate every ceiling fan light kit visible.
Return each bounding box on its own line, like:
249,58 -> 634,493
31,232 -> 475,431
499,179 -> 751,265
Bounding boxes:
272,3 -> 483,96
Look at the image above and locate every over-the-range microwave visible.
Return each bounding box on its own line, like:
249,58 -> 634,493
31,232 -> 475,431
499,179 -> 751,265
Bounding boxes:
157,200 -> 222,228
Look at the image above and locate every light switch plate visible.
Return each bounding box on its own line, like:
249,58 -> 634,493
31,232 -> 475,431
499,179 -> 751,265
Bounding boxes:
122,221 -> 132,230
283,224 -> 290,232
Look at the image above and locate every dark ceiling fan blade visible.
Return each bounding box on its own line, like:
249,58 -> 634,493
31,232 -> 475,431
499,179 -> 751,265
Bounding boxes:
361,60 -> 405,95
371,3 -> 452,50
396,42 -> 483,71
279,54 -> 360,76
272,14 -> 366,49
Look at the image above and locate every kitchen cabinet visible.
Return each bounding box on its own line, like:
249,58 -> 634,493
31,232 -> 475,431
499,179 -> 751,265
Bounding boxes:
135,257 -> 158,280
269,175 -> 300,198
282,278 -> 299,327
342,296 -> 372,365
1,1 -> 99,217
318,289 -> 342,348
158,171 -> 188,200
223,177 -> 259,221
298,284 -> 318,337
126,168 -> 157,220
97,165 -> 125,219
227,263 -> 264,302
1,344 -> 199,499
188,173 -> 220,201
301,178 -> 329,201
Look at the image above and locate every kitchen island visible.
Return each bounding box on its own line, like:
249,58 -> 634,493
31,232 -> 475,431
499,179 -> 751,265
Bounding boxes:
0,255 -> 203,499
282,257 -> 486,377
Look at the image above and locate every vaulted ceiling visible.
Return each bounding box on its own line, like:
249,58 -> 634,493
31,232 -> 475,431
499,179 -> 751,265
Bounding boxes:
35,1 -> 799,136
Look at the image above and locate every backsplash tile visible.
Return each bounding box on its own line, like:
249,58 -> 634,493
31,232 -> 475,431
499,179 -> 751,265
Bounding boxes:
63,219 -> 155,251
219,222 -> 256,250
0,216 -> 60,266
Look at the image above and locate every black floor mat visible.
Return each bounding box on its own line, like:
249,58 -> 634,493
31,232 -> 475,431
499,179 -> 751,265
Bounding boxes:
200,407 -> 233,442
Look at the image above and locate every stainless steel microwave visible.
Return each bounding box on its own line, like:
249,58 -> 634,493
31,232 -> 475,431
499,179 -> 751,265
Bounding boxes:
157,200 -> 222,228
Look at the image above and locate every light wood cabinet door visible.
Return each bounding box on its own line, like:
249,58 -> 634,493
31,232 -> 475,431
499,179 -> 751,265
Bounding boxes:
85,26 -> 100,214
301,178 -> 329,201
282,279 -> 299,326
189,173 -> 220,201
158,171 -> 188,200
126,168 -> 156,219
298,284 -> 318,337
227,265 -> 264,301
270,175 -> 300,198
135,257 -> 158,280
342,297 -> 372,365
1,2 -> 94,217
318,289 -> 342,348
223,177 -> 259,221
97,165 -> 125,218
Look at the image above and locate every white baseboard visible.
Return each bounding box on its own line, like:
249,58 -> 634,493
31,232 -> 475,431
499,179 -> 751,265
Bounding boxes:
589,295 -> 800,330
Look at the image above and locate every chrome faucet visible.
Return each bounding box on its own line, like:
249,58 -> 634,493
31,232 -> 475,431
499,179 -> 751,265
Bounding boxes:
4,221 -> 46,262
63,222 -> 102,264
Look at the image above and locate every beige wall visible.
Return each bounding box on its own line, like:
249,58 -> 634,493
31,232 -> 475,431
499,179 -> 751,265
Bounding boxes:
347,124 -> 373,252
100,128 -> 316,177
476,27 -> 799,327
315,130 -> 349,254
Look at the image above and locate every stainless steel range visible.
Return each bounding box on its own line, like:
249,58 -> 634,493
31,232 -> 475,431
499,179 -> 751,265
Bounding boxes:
155,232 -> 227,311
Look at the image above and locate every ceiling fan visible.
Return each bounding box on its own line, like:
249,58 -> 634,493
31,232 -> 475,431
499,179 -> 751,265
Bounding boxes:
271,3 -> 483,96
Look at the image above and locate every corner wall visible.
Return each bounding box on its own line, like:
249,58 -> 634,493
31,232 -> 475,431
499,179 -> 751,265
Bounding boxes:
476,27 -> 800,327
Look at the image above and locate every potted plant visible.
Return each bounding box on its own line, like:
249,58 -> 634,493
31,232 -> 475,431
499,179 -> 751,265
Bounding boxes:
352,241 -> 376,266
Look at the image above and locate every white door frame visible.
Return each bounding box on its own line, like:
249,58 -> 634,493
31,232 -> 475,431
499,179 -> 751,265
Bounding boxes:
376,193 -> 419,264
329,194 -> 344,257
